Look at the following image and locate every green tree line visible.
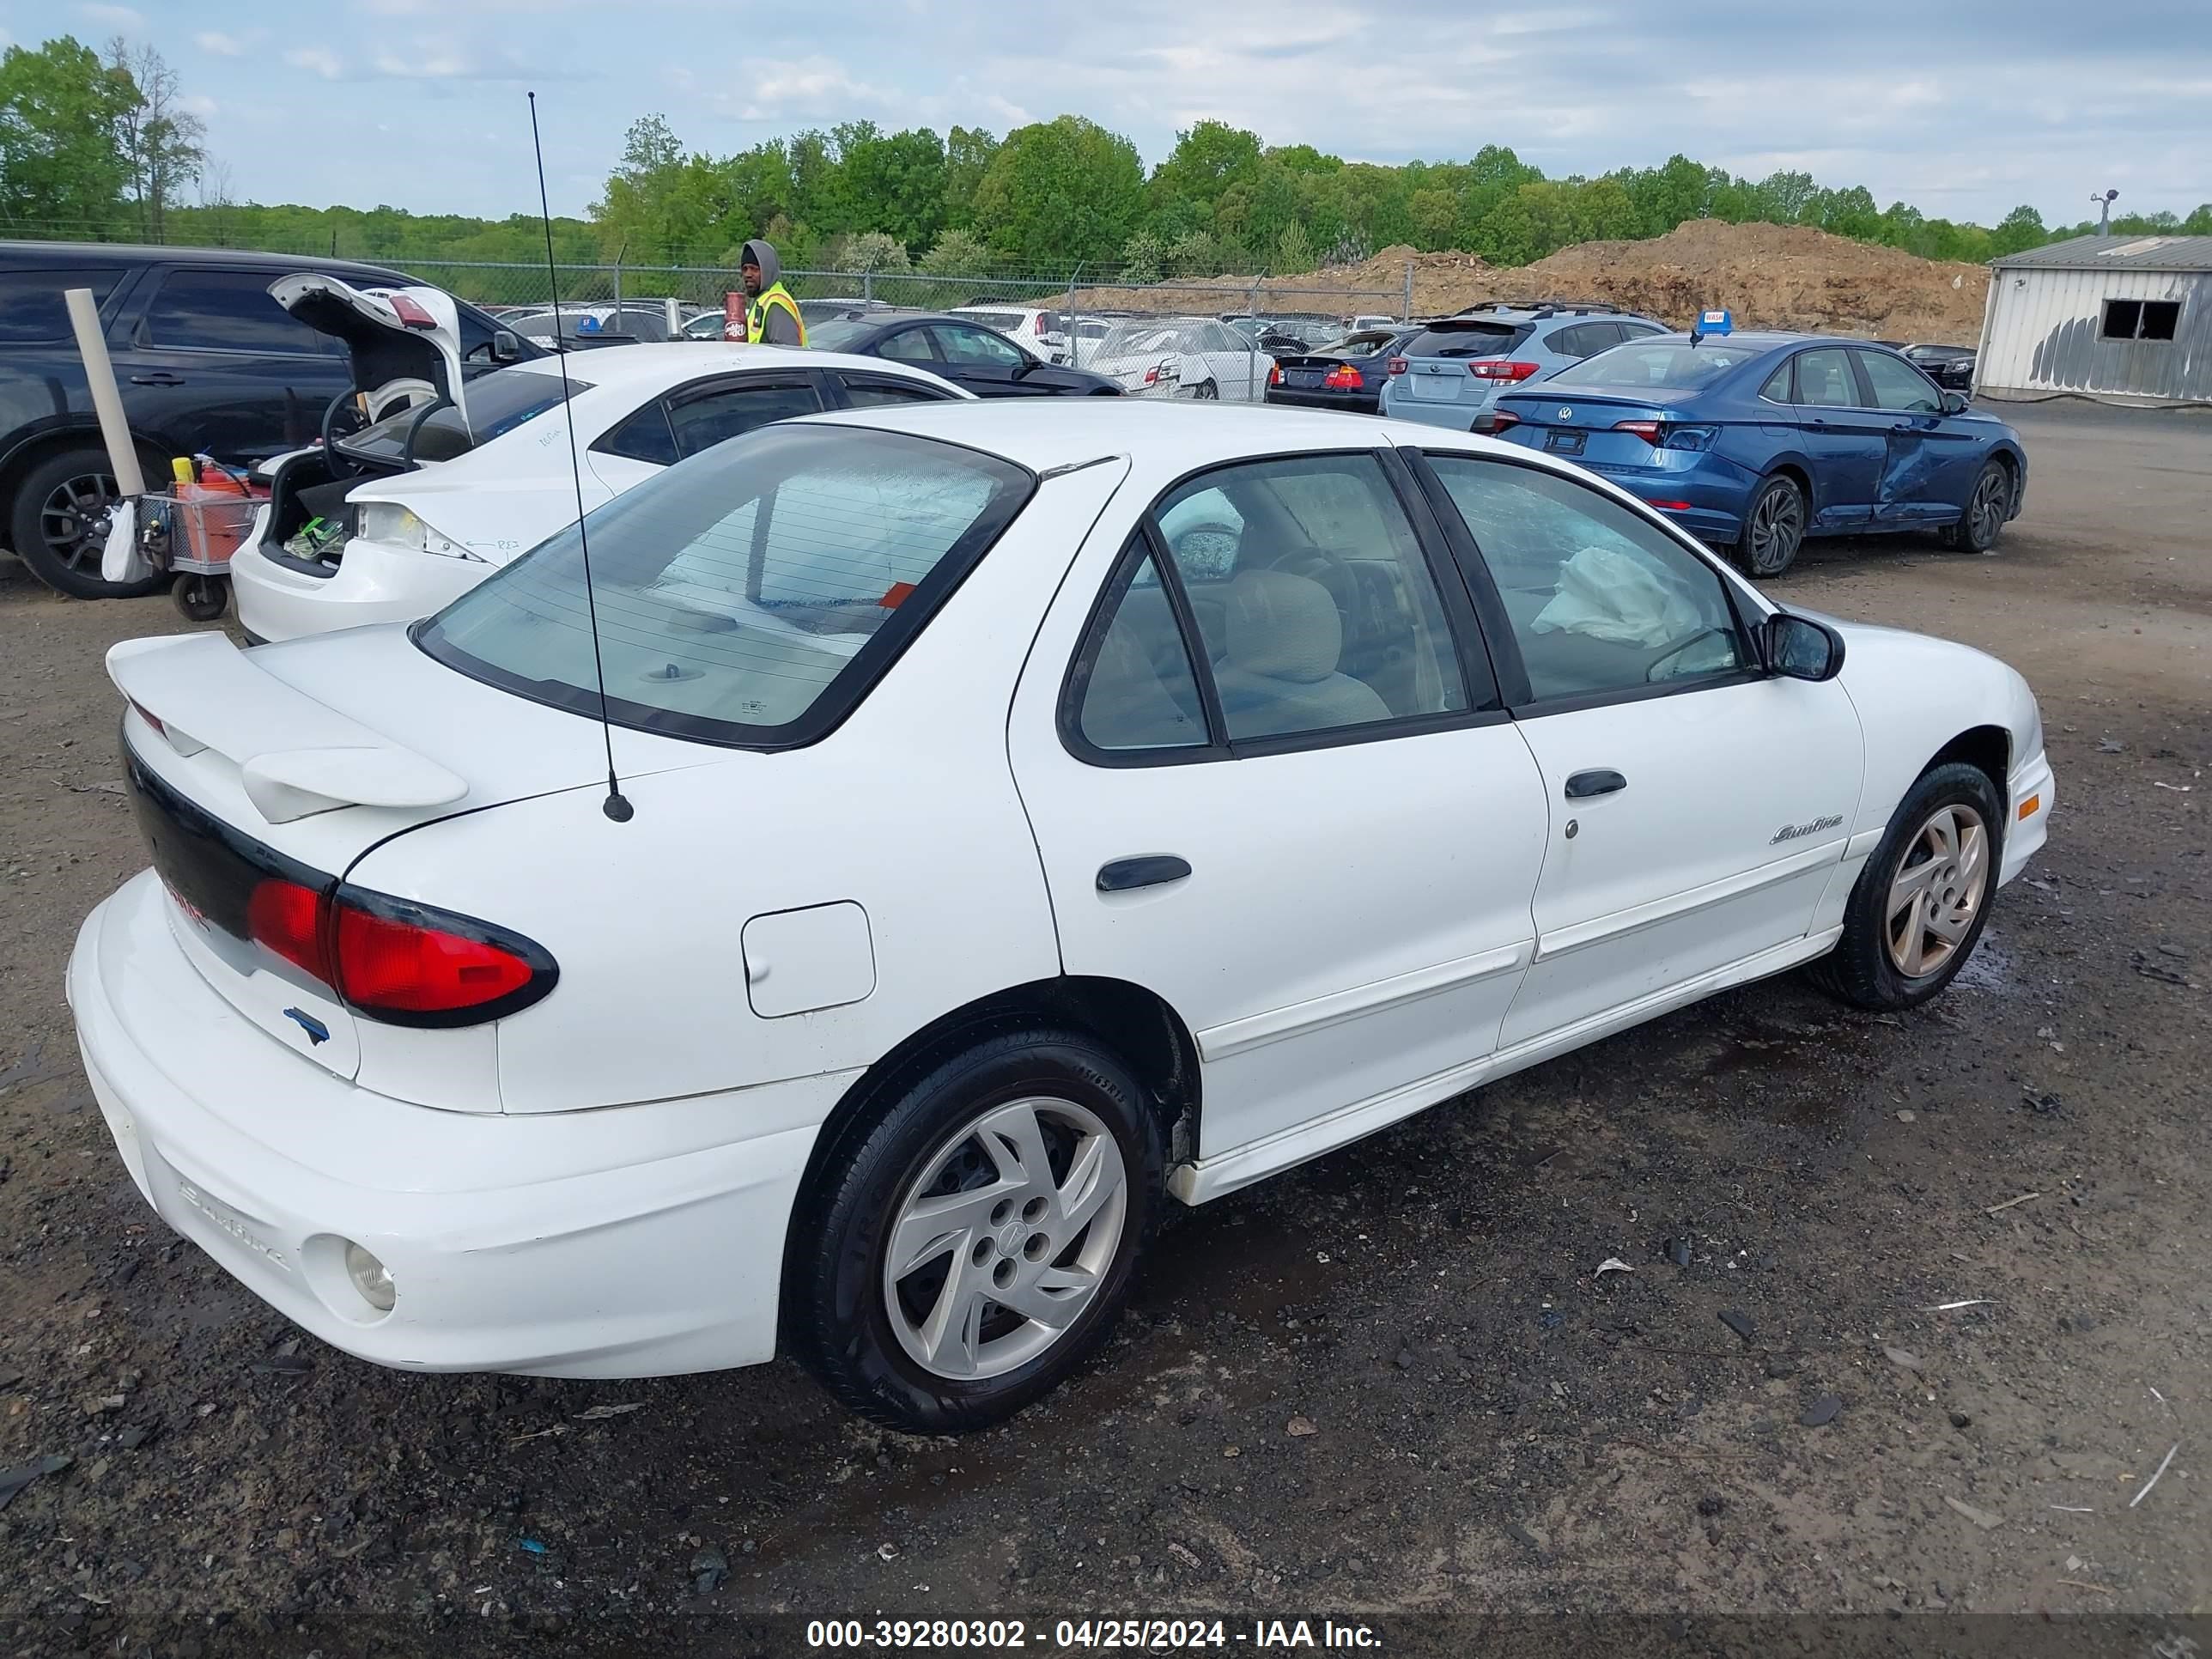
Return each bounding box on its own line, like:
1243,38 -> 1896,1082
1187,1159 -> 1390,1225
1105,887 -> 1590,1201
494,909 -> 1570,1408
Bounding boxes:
8,32 -> 2209,283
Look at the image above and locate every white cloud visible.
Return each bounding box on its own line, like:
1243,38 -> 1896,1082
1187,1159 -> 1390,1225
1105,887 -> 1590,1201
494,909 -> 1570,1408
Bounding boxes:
726,56 -> 887,122
285,46 -> 345,80
77,2 -> 145,28
194,29 -> 258,56
181,93 -> 219,118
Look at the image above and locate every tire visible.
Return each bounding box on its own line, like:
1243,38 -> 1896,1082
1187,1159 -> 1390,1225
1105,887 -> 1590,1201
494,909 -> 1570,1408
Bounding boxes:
173,574 -> 228,623
1808,761 -> 2004,1012
1191,380 -> 1218,401
787,1024 -> 1164,1432
1936,459 -> 2012,553
1732,473 -> 1806,577
8,446 -> 164,599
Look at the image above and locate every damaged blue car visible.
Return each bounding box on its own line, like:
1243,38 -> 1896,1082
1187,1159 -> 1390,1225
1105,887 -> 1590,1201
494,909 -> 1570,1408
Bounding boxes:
1488,331 -> 2026,575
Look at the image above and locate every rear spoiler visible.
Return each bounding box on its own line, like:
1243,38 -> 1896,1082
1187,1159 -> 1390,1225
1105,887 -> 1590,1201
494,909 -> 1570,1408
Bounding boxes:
107,634 -> 465,824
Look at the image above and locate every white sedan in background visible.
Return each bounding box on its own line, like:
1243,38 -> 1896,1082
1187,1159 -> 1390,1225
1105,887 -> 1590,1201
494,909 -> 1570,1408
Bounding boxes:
1085,317 -> 1270,401
233,295 -> 967,641
72,403 -> 2050,1433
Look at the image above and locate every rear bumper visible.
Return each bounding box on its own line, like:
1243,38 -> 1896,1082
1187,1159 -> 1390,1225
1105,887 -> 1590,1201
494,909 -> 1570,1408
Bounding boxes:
1265,387 -> 1380,414
1576,460 -> 1748,546
231,536 -> 492,644
68,871 -> 850,1379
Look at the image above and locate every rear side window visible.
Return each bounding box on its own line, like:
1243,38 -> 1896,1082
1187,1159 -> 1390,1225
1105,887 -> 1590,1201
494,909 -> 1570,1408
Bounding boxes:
143,268 -> 340,354
665,380 -> 823,457
417,426 -> 1033,749
1401,322 -> 1525,359
0,268 -> 125,343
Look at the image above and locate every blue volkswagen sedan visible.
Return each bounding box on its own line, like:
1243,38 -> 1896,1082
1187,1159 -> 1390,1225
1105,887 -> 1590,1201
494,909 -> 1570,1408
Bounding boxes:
1489,333 -> 2027,574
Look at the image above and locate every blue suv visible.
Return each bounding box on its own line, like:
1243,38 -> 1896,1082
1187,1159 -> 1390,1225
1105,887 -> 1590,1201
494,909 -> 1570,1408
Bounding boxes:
1378,301 -> 1668,432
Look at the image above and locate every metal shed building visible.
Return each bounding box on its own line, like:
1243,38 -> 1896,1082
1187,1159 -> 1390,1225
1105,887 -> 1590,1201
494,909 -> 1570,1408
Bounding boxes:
1977,234 -> 2212,404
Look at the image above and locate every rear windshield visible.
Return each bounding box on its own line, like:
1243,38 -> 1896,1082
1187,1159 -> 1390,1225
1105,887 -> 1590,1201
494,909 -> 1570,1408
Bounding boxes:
1551,340 -> 1762,388
0,267 -> 126,343
1401,321 -> 1527,358
416,425 -> 1034,749
337,366 -> 585,464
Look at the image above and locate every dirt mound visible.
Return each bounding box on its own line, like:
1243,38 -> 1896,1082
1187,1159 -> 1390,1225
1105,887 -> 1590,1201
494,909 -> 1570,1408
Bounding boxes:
1510,220 -> 1989,341
1077,223 -> 1987,342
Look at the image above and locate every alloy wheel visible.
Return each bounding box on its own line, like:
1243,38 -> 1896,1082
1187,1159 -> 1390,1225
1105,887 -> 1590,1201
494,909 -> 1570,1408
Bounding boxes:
881,1095 -> 1127,1381
1885,802 -> 1990,978
1749,482 -> 1803,573
38,471 -> 120,573
1970,468 -> 2009,544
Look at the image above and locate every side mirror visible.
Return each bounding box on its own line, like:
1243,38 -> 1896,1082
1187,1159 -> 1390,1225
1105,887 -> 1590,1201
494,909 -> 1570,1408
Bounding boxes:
1941,390 -> 1969,415
1763,612 -> 1845,682
492,329 -> 522,363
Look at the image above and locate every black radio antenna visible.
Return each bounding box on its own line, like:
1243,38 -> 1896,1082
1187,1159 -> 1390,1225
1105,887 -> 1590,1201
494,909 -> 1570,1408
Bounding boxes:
529,90 -> 633,823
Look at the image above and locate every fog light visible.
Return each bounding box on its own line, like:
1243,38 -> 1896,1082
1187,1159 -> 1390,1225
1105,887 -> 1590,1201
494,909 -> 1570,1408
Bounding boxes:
343,1242 -> 396,1312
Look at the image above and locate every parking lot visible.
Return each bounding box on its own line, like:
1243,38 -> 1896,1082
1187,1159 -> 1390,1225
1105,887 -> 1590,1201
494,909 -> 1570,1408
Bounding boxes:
0,400 -> 2205,1652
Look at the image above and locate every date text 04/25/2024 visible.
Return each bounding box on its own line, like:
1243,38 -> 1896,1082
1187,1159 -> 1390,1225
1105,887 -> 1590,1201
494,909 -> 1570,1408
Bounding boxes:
805,1618 -> 1384,1650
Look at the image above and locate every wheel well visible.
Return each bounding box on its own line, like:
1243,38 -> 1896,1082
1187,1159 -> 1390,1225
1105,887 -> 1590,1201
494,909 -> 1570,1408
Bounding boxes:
1928,724 -> 2009,796
1771,460 -> 1814,509
783,975 -> 1200,1253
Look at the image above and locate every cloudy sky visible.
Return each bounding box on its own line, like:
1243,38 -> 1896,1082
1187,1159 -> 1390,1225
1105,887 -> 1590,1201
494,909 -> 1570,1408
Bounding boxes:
16,0 -> 2209,228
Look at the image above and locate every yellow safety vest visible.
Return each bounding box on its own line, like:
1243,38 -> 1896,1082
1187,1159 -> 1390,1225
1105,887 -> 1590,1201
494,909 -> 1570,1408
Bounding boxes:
746,283 -> 807,346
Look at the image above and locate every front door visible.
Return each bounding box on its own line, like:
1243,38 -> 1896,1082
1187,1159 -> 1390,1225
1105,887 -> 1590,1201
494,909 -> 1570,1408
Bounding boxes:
1853,349 -> 1978,522
926,324 -> 1038,397
1419,451 -> 1864,1048
1010,451 -> 1548,1184
1788,344 -> 1882,528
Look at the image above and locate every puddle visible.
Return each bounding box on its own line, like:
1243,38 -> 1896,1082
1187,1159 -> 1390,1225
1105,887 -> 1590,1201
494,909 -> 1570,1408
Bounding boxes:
1950,928 -> 2018,995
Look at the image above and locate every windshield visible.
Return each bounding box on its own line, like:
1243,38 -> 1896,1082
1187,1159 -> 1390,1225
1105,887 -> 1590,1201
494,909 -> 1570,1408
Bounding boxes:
336,365 -> 586,465
1553,340 -> 1762,388
416,425 -> 1033,748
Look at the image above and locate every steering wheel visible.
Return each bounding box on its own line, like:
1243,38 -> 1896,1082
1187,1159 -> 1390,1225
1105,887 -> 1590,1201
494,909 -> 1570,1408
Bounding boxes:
1644,625 -> 1735,684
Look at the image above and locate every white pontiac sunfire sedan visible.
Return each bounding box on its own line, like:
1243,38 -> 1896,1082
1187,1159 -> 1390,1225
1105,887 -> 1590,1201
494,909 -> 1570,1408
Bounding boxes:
70,402 -> 2052,1431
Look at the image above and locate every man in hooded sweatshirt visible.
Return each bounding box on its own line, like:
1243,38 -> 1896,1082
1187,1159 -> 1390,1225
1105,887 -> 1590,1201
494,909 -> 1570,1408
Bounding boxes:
738,239 -> 806,346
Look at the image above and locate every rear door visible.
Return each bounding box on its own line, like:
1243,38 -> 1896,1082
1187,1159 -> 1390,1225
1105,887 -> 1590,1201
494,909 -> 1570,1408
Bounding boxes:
118,265 -> 354,465
1853,349 -> 1975,522
1418,450 -> 1863,1048
1788,345 -> 1882,527
1010,451 -> 1548,1178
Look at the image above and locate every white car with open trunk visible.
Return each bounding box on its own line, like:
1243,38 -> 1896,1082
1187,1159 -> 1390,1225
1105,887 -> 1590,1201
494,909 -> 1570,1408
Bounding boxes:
232,276 -> 965,642
71,401 -> 2051,1430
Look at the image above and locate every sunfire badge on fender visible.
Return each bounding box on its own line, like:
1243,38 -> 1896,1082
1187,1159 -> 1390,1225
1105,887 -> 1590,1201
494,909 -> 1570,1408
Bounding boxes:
1771,813 -> 1844,845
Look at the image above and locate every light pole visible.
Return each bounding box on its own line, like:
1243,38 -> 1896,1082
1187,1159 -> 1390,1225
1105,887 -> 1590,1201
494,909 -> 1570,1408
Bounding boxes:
2093,189 -> 2118,235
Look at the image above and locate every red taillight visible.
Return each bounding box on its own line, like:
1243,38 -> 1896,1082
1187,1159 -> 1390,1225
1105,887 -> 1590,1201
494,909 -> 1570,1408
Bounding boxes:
245,878 -> 551,1024
1143,365 -> 1159,385
1323,365 -> 1364,390
1386,357 -> 1408,376
1489,409 -> 1521,433
1268,362 -> 1284,386
1468,359 -> 1540,380
247,878 -> 331,982
129,700 -> 165,737
1613,421 -> 1665,444
334,903 -> 534,1016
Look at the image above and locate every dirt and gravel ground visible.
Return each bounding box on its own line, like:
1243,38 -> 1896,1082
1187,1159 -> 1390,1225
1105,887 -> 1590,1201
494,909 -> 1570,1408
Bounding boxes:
0,402 -> 2206,1657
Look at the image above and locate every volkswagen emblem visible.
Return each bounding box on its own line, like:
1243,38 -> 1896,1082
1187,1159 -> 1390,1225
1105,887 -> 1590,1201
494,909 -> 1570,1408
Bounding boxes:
1558,406 -> 1573,421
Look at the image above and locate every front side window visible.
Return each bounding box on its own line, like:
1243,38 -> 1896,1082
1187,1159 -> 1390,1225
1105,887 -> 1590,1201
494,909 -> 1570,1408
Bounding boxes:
1139,455 -> 1469,743
932,325 -> 1025,367
1791,347 -> 1860,408
1856,350 -> 1942,413
417,426 -> 1032,748
144,268 -> 339,355
839,374 -> 954,406
665,380 -> 822,457
1429,456 -> 1749,703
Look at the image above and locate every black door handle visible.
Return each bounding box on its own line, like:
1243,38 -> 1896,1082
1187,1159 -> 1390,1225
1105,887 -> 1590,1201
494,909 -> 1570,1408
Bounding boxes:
130,372 -> 185,386
1097,855 -> 1191,892
1564,769 -> 1627,799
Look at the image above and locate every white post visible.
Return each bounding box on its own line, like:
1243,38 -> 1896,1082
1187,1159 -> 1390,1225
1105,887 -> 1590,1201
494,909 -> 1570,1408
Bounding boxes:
65,289 -> 147,497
